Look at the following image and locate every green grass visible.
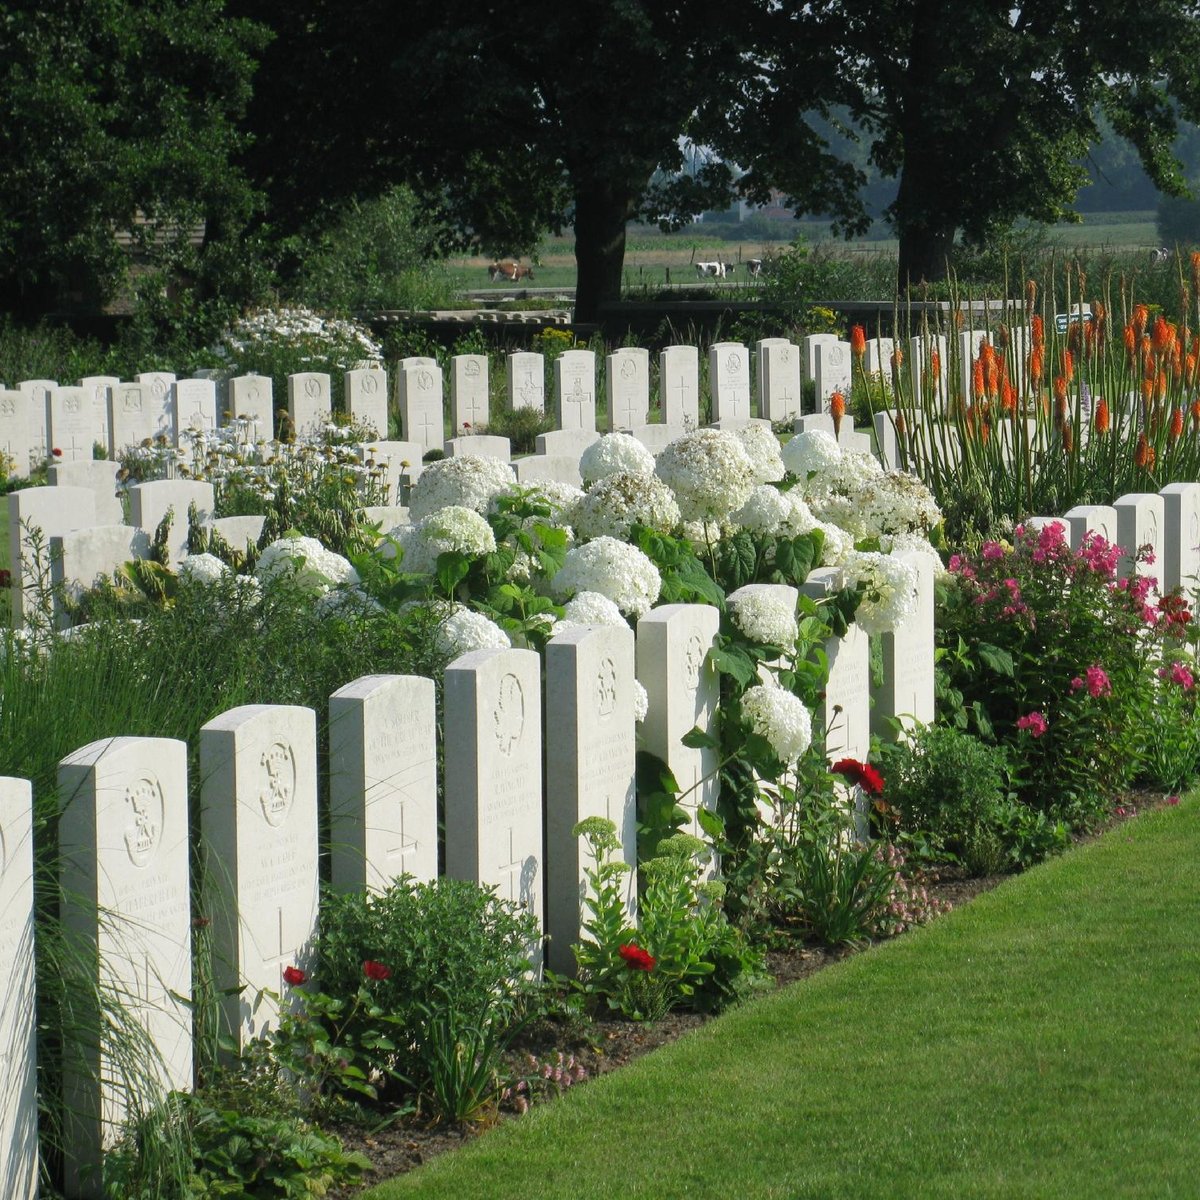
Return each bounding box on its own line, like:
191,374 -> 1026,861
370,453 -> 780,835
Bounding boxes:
365,796 -> 1200,1199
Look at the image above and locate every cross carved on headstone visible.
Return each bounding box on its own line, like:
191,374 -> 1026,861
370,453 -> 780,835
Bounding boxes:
385,798 -> 418,877
612,392 -> 636,430
413,407 -> 440,449
498,826 -> 524,907
261,906 -> 296,992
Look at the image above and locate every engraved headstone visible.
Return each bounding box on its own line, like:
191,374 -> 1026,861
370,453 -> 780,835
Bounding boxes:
627,423 -> 684,455
7,485 -> 97,625
329,675 -> 438,892
507,351 -> 546,413
444,648 -> 544,966
398,363 -> 445,454
1160,482 -> 1200,593
811,340 -> 852,408
228,375 -> 274,441
287,372 -> 332,440
554,349 -> 597,432
908,334 -> 948,405
133,372 -> 177,441
636,603 -> 720,871
0,388 -> 31,478
535,428 -> 600,462
345,368 -> 389,437
1061,503 -> 1119,551
0,777 -> 37,1200
18,379 -> 54,461
872,550 -> 936,739
514,454 -> 583,487
207,513 -> 267,552
801,334 -> 838,386
444,434 -> 511,461
864,336 -> 896,378
108,383 -> 158,454
173,378 -> 219,443
450,354 -> 490,434
708,341 -> 751,423
200,705 -> 320,1048
605,348 -> 650,431
127,479 -> 215,563
59,737 -> 191,1199
48,386 -> 101,461
659,345 -> 699,427
362,439 -> 425,503
1114,492 -> 1165,586
757,338 -> 801,423
957,328 -> 990,401
51,525 -> 152,622
545,624 -> 638,975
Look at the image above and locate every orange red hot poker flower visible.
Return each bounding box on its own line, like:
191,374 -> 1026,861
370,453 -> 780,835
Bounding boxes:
850,325 -> 866,358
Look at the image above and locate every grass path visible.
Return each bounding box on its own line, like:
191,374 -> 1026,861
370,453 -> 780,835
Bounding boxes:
365,796 -> 1200,1199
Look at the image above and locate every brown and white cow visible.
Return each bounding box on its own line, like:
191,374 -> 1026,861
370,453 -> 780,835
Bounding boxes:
488,259 -> 535,282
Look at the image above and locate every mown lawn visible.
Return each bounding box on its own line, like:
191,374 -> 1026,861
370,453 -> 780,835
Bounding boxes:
365,795 -> 1200,1199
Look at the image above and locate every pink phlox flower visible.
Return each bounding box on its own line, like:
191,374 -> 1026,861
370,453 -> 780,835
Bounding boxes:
1077,532 -> 1121,578
948,554 -> 977,580
1070,675 -> 1084,692
1016,711 -> 1049,738
1170,661 -> 1195,690
981,540 -> 1006,561
1085,664 -> 1112,698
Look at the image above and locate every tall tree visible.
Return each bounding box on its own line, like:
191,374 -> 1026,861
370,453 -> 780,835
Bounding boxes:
748,0 -> 1200,285
0,1 -> 266,316
231,0 -> 862,321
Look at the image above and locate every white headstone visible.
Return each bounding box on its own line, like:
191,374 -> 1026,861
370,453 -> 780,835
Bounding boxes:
801,334 -> 838,385
757,339 -> 801,424
0,778 -> 37,1200
659,345 -> 700,428
79,375 -> 120,433
1061,503 -> 1119,551
606,348 -> 650,431
7,485 -> 98,625
50,525 -> 152,621
287,372 -> 332,440
872,551 -> 936,739
636,603 -> 720,865
48,386 -> 102,462
0,389 -> 31,478
507,352 -> 546,413
514,454 -> 583,487
708,342 -> 752,422
200,705 -> 320,1048
107,383 -> 158,454
545,624 -> 638,975
449,354 -> 490,435
133,374 -> 176,441
554,349 -> 597,432
345,368 -> 389,437
908,334 -> 948,405
363,439 -> 425,503
134,371 -> 176,403
444,648 -> 544,966
864,336 -> 896,378
228,375 -> 274,441
18,379 -> 54,461
1160,482 -> 1200,594
1114,492 -> 1165,585
127,479 -> 215,563
811,341 -> 852,409
207,513 -> 266,551
627,423 -> 684,455
535,428 -> 600,461
59,737 -> 191,1199
445,434 -> 511,461
873,411 -> 901,470
398,364 -> 445,454
957,328 -> 990,401
329,675 -> 438,892
173,378 -> 219,443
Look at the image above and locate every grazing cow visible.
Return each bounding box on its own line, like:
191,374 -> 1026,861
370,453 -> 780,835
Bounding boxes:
1150,247 -> 1171,265
695,261 -> 726,278
488,260 -> 535,282
746,258 -> 764,278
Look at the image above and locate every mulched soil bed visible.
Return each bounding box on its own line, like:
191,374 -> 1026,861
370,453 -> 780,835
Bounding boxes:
326,788 -> 1175,1197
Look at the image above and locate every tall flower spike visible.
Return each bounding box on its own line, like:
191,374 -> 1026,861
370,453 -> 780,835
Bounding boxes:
850,325 -> 866,358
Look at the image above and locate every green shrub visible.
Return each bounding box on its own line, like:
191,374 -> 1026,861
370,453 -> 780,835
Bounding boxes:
479,405 -> 556,453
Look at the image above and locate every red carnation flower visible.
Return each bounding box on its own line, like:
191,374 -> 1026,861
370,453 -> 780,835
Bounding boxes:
831,758 -> 884,795
282,965 -> 307,986
618,943 -> 656,972
362,959 -> 391,981
51,447 -> 63,457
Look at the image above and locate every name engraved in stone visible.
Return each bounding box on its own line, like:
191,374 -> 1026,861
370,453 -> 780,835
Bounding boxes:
484,761 -> 533,826
114,872 -> 185,916
579,727 -> 633,780
243,836 -> 303,905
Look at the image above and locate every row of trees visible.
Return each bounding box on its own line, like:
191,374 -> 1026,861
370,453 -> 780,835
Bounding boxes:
5,0 -> 1200,324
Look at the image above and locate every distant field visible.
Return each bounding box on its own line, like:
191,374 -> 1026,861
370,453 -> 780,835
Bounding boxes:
449,212 -> 1162,294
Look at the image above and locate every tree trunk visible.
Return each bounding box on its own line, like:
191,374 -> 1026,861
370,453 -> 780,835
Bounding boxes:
893,153 -> 956,290
573,184 -> 635,325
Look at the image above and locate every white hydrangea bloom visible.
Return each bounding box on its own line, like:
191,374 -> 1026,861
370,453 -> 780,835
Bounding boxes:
729,586 -> 800,647
781,429 -> 841,483
816,521 -> 853,567
733,486 -> 817,538
633,679 -> 649,723
655,428 -> 755,521
841,551 -> 919,634
678,517 -> 732,550
882,531 -> 946,579
579,432 -> 657,486
552,536 -> 662,618
408,454 -> 516,519
574,471 -> 681,541
742,684 -> 813,762
402,505 -> 496,575
562,590 -> 628,627
434,605 -> 511,657
852,470 -> 943,539
734,424 -> 786,483
255,535 -> 359,592
177,553 -> 230,585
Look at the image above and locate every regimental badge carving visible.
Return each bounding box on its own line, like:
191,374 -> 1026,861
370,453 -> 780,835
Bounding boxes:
596,657 -> 618,718
304,377 -> 321,399
683,632 -> 705,691
246,383 -> 262,404
0,396 -> 14,416
64,394 -> 82,414
123,777 -> 164,868
1146,515 -> 1159,554
123,390 -> 143,413
619,357 -> 635,380
259,742 -> 296,827
417,370 -> 434,392
465,359 -> 481,379
829,346 -> 845,366
361,374 -> 379,395
726,353 -> 741,373
493,673 -> 525,755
